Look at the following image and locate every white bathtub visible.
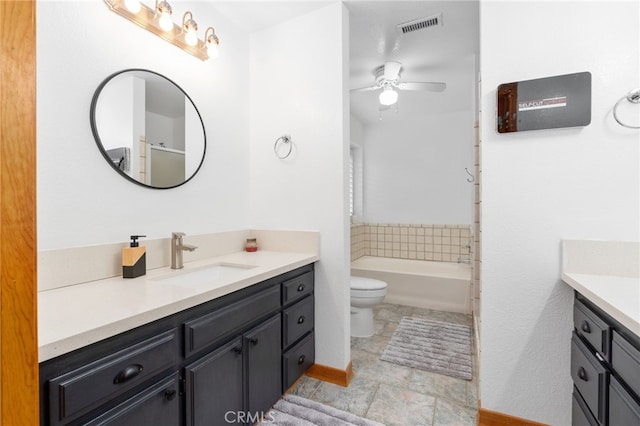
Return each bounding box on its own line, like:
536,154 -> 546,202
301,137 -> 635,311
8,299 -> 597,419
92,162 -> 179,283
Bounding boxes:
351,256 -> 472,314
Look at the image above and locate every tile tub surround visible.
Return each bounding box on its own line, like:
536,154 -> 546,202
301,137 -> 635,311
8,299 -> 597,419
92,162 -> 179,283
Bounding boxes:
562,239 -> 640,336
289,302 -> 478,426
351,223 -> 473,263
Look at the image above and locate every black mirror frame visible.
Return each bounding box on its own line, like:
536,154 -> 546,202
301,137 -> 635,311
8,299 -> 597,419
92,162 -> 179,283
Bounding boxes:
90,68 -> 207,190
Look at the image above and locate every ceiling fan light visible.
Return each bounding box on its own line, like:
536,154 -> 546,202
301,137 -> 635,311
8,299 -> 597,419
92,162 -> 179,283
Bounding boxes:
379,87 -> 398,106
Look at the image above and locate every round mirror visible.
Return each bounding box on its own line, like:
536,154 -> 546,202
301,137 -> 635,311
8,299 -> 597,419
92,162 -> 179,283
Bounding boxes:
90,69 -> 206,189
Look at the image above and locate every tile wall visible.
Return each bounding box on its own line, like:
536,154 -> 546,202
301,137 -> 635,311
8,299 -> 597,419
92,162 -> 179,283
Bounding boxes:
351,223 -> 473,263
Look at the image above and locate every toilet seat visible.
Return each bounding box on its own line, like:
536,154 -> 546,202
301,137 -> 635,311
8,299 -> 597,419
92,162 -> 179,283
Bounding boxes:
350,276 -> 387,291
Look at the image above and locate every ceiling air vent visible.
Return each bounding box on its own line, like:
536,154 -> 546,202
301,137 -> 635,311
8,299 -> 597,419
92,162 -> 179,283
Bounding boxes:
397,13 -> 443,34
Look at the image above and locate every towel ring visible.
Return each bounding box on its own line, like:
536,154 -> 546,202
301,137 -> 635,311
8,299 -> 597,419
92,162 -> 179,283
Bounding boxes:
613,88 -> 640,129
274,135 -> 292,159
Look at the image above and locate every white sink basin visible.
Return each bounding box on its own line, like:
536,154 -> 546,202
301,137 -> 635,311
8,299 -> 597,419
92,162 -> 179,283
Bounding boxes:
151,263 -> 257,287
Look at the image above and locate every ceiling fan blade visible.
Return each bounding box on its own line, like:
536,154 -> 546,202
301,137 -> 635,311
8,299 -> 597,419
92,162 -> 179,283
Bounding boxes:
397,82 -> 446,92
350,85 -> 381,93
383,61 -> 402,80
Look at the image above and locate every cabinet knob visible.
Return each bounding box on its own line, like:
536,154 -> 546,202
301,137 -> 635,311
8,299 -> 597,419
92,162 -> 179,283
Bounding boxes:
233,347 -> 243,355
297,316 -> 305,325
113,364 -> 143,384
164,389 -> 177,401
297,284 -> 305,292
249,338 -> 259,346
577,367 -> 588,382
581,321 -> 591,334
297,355 -> 306,365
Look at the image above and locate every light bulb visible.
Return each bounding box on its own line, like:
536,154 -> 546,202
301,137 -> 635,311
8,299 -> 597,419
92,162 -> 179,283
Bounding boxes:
379,86 -> 398,106
205,27 -> 219,59
185,28 -> 198,46
123,0 -> 141,13
156,1 -> 173,31
159,12 -> 173,31
207,41 -> 219,59
182,13 -> 198,46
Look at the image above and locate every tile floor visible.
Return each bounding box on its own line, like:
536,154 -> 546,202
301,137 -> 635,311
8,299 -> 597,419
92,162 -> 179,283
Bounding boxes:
288,303 -> 478,426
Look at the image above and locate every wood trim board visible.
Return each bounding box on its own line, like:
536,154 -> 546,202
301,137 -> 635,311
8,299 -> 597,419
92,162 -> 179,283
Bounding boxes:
305,361 -> 354,387
0,1 -> 39,424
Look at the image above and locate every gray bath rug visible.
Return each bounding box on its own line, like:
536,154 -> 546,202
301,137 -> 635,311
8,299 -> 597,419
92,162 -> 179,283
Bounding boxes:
261,394 -> 384,426
380,316 -> 472,380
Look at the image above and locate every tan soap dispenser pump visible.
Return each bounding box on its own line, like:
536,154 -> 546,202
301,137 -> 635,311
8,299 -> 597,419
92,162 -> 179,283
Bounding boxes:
122,235 -> 146,278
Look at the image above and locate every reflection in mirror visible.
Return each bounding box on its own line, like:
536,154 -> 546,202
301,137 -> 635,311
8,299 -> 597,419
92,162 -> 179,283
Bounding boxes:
90,69 -> 206,189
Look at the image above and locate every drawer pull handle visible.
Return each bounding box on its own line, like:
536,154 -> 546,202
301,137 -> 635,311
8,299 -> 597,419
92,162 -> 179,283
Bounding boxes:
113,364 -> 143,384
164,389 -> 177,401
249,338 -> 259,346
577,367 -> 588,382
297,316 -> 305,325
581,321 -> 591,334
233,347 -> 243,355
297,284 -> 305,292
297,355 -> 306,365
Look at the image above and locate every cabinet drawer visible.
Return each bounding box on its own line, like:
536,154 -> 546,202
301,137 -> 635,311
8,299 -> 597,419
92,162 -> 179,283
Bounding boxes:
610,375 -> 640,426
571,333 -> 608,425
48,329 -> 178,425
83,373 -> 180,426
282,332 -> 315,391
572,388 -> 598,426
282,296 -> 314,349
184,285 -> 280,358
611,330 -> 640,398
574,299 -> 610,360
282,271 -> 314,306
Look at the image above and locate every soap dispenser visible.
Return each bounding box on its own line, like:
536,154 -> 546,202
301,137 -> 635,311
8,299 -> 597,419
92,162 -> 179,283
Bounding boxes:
122,235 -> 146,278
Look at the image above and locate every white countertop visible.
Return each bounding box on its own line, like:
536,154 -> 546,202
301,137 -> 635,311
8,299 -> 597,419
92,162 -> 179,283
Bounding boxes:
562,240 -> 640,338
562,272 -> 640,337
38,250 -> 318,362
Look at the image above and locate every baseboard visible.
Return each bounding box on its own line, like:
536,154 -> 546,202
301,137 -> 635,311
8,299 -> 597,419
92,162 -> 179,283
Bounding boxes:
478,408 -> 548,426
305,361 -> 354,387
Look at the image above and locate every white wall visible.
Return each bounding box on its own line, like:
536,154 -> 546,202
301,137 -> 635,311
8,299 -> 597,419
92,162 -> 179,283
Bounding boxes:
480,1 -> 640,424
363,112 -> 474,224
249,4 -> 350,371
37,1 -> 251,249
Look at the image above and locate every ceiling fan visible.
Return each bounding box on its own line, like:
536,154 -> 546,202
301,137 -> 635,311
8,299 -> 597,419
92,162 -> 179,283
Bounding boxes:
351,61 -> 446,109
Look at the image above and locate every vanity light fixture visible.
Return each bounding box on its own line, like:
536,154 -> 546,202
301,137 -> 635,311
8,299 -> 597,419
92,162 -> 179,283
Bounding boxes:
182,12 -> 198,47
155,0 -> 173,32
204,27 -> 220,59
103,0 -> 220,61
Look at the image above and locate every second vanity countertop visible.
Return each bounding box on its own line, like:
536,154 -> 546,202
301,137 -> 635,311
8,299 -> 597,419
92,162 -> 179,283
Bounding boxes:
561,239 -> 640,338
39,250 -> 318,362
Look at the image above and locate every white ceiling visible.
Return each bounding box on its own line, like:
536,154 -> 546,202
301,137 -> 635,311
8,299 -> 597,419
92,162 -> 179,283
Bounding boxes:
212,1 -> 480,125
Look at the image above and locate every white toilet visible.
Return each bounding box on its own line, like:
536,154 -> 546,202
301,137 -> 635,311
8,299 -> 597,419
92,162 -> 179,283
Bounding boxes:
350,276 -> 388,337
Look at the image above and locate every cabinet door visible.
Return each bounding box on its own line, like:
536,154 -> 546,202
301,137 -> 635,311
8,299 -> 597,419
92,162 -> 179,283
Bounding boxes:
83,374 -> 179,426
244,315 -> 282,419
184,337 -> 244,426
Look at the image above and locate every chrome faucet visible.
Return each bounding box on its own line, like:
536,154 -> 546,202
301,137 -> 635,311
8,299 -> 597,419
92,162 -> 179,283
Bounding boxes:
171,232 -> 197,269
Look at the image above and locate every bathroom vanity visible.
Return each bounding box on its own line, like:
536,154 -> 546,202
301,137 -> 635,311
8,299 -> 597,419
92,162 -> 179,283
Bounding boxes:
562,240 -> 640,425
38,248 -> 317,426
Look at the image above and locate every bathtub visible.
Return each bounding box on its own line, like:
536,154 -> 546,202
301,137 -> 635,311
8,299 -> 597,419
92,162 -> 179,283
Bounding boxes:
350,256 -> 472,314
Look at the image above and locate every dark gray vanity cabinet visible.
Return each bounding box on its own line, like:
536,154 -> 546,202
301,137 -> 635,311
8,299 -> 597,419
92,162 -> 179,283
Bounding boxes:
40,264 -> 315,426
83,374 -> 180,426
571,293 -> 640,425
184,314 -> 282,426
184,337 -> 244,425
